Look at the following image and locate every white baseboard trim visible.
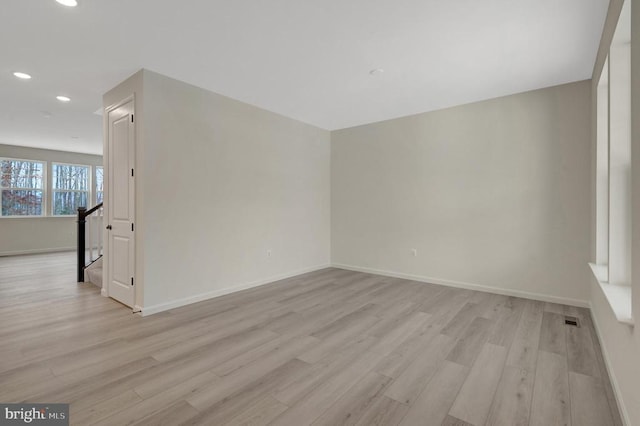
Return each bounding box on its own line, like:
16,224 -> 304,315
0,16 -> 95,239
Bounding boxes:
332,263 -> 590,308
589,307 -> 631,426
0,247 -> 75,257
140,263 -> 331,316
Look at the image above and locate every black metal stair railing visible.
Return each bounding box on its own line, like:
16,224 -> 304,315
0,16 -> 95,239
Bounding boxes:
77,202 -> 104,282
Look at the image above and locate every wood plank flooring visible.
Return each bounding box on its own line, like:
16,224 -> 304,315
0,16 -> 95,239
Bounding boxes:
0,252 -> 623,426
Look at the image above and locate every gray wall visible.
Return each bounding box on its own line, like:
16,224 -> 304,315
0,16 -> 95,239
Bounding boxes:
0,144 -> 102,256
589,0 -> 640,424
112,70 -> 331,312
332,81 -> 592,305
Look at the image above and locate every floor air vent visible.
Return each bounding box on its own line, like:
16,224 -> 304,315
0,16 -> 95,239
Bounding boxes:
564,316 -> 580,327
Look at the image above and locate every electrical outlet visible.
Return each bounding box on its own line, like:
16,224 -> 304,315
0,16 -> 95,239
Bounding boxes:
411,249 -> 418,257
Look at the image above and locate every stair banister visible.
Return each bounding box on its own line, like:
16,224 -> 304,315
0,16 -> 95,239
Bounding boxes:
77,207 -> 86,282
77,202 -> 104,282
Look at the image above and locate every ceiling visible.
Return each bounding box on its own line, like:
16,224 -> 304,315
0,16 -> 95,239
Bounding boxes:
0,0 -> 609,155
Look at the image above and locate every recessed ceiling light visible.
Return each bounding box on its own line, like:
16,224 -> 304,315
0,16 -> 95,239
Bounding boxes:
369,68 -> 385,76
56,95 -> 71,102
13,72 -> 32,80
55,0 -> 78,6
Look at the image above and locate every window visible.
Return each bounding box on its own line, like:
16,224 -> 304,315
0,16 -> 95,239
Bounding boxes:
0,158 -> 45,216
595,57 -> 609,281
52,163 -> 90,216
95,166 -> 104,204
591,0 -> 632,325
607,2 -> 631,290
0,159 -> 101,218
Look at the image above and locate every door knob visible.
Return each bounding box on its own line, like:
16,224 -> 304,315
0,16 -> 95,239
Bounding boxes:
106,225 -> 112,230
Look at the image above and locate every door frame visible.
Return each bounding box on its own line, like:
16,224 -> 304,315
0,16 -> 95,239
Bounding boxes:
103,94 -> 137,311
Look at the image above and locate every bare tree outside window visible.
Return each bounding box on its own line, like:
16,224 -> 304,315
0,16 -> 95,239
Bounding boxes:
96,166 -> 104,204
1,159 -> 45,216
52,163 -> 90,215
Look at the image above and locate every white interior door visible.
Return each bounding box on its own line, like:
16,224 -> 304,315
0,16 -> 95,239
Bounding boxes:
107,100 -> 135,308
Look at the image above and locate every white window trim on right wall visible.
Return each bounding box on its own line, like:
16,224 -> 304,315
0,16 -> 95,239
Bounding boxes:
590,0 -> 633,326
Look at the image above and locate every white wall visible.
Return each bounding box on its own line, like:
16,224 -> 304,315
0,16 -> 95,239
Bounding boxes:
589,0 -> 640,424
136,70 -> 330,312
0,144 -> 102,256
332,81 -> 591,305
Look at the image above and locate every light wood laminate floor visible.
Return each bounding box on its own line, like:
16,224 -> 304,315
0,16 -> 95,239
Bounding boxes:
0,252 -> 623,426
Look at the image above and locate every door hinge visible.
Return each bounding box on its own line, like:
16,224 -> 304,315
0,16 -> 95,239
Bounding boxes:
131,223 -> 134,232
131,168 -> 134,177
131,115 -> 134,123
131,277 -> 134,286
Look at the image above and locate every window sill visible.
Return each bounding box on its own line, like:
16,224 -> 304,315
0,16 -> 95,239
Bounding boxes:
589,263 -> 634,326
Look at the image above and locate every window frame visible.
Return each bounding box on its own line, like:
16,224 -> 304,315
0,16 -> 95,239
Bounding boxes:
51,162 -> 92,217
590,0 -> 633,325
0,157 -> 47,218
